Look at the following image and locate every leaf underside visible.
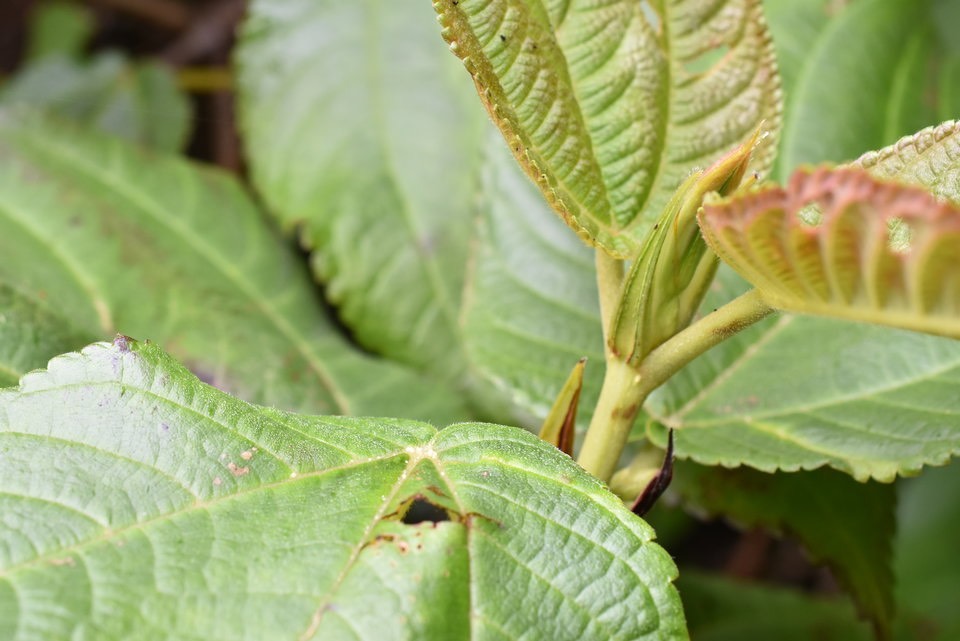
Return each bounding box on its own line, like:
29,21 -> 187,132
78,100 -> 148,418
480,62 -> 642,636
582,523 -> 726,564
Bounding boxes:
434,0 -> 782,257
699,166 -> 960,339
0,339 -> 686,641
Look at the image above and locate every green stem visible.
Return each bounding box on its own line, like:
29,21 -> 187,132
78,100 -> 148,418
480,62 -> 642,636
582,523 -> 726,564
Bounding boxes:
594,249 -> 624,350
577,288 -> 774,482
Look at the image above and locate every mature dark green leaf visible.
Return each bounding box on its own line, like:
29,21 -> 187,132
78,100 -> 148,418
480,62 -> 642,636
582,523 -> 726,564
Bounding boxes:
0,54 -> 191,152
237,0 -> 485,379
673,463 -> 895,635
0,113 -> 465,422
774,0 -> 946,179
893,463 -> 960,640
435,0 -> 781,257
0,338 -> 687,641
678,572 -> 872,641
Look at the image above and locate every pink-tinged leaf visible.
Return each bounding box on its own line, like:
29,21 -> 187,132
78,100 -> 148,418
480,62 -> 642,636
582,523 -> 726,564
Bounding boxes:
698,166 -> 960,338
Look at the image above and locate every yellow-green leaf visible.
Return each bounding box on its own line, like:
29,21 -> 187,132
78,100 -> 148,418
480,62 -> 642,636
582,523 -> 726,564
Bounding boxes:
434,0 -> 782,257
698,166 -> 960,339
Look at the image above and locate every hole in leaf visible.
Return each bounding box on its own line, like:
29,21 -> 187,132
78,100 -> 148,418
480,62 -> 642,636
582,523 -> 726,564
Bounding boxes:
887,218 -> 912,253
402,497 -> 452,525
797,203 -> 822,226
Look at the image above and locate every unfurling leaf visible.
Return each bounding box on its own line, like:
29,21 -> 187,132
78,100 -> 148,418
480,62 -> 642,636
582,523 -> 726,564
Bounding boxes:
610,131 -> 761,365
538,357 -> 585,456
854,119 -> 960,205
698,166 -> 960,339
434,0 -> 781,258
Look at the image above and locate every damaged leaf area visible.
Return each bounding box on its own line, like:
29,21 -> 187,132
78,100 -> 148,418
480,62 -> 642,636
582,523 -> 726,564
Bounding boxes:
433,0 -> 781,257
0,339 -> 685,641
698,166 -> 960,339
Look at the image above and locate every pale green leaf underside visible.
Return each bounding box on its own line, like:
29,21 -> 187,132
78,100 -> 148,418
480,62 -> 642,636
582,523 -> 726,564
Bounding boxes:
699,166 -> 960,339
0,53 -> 191,153
0,112 -> 464,423
237,0 -> 483,378
648,267 -> 960,482
0,339 -> 686,641
674,463 -> 895,634
435,0 -> 781,257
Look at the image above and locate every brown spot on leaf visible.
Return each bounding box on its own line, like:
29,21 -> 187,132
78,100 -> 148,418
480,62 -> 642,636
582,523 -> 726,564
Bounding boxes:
227,462 -> 249,477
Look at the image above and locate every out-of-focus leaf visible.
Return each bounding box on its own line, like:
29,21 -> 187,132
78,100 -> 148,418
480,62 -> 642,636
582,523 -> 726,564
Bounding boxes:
0,112 -> 466,423
775,0 -> 944,179
699,166 -> 960,339
0,53 -> 191,152
0,338 -> 688,640
674,463 -> 895,635
434,0 -> 781,257
25,0 -> 94,61
893,463 -> 960,640
0,284 -> 94,387
237,0 -> 484,379
678,572 -> 872,641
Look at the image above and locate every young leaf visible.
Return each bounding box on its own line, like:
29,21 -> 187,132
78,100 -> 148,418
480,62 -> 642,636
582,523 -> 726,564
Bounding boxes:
698,166 -> 960,339
673,463 -> 896,637
647,266 -> 960,482
0,339 -> 688,641
0,112 -> 465,423
538,357 -> 585,455
434,0 -> 781,257
854,120 -> 960,205
237,0 -> 484,379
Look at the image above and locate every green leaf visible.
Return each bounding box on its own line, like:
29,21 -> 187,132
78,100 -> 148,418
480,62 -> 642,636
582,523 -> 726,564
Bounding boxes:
673,463 -> 895,636
1,51 -> 191,153
698,166 -> 960,339
893,463 -> 960,640
775,0 -> 944,179
434,0 -> 781,257
0,112 -> 465,423
462,134 -> 604,424
0,284 -> 94,387
0,338 -> 688,641
25,0 -> 94,61
854,120 -> 960,205
647,266 -> 960,482
236,0 -> 485,378
678,572 -> 872,641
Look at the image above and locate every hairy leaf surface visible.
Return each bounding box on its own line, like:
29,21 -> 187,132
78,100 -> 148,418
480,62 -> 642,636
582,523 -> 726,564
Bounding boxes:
0,339 -> 687,641
699,166 -> 960,339
0,113 -> 464,422
237,0 -> 484,378
435,0 -> 781,256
